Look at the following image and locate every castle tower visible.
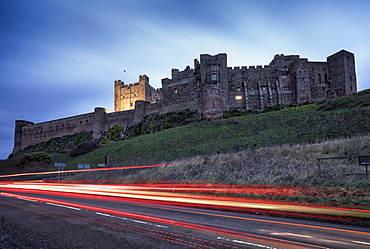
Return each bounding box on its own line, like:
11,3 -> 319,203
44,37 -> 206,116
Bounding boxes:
93,107 -> 107,139
114,75 -> 150,112
199,53 -> 228,116
134,100 -> 147,124
12,120 -> 34,155
327,50 -> 357,97
202,85 -> 225,117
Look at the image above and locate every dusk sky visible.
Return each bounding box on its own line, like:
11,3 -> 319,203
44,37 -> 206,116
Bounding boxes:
1,0 -> 370,159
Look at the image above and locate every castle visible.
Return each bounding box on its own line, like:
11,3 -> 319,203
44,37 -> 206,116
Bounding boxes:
12,50 -> 357,155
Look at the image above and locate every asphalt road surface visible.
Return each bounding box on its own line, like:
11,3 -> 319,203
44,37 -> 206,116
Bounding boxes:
1,189 -> 370,249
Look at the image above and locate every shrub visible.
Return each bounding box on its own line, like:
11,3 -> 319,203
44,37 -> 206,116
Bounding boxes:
19,152 -> 52,165
109,124 -> 123,141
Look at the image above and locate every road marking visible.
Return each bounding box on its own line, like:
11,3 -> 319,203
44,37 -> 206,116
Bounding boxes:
96,212 -> 168,228
17,198 -> 37,202
353,241 -> 370,246
46,202 -> 81,210
217,237 -> 277,249
96,212 -> 112,217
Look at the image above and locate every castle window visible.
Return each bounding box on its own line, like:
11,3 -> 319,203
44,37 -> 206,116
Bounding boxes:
318,73 -> 322,84
350,76 -> 353,82
211,73 -> 219,81
235,96 -> 242,100
236,87 -> 241,91
174,88 -> 178,93
325,74 -> 328,83
210,65 -> 219,72
211,88 -> 220,94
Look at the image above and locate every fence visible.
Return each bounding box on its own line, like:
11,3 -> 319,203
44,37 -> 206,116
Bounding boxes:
317,156 -> 370,178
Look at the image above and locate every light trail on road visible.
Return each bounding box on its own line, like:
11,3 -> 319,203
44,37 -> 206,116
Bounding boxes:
1,181 -> 370,248
1,181 -> 369,220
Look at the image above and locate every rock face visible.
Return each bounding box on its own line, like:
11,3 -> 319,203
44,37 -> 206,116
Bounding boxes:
12,50 -> 357,155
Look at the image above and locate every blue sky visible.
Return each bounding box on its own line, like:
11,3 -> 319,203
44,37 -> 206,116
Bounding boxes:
1,0 -> 370,159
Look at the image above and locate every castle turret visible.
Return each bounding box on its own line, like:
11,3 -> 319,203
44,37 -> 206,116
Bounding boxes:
199,53 -> 228,116
327,50 -> 357,97
93,107 -> 107,139
12,120 -> 34,155
134,100 -> 147,124
202,85 -> 225,118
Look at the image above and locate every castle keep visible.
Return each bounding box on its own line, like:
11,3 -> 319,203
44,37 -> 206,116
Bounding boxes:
12,50 -> 357,154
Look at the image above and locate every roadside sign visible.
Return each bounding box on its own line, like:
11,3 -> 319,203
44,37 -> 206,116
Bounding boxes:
78,164 -> 90,169
54,162 -> 66,167
359,156 -> 370,165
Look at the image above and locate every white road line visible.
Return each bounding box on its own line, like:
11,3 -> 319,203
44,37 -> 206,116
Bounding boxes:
95,212 -> 168,228
17,198 -> 37,202
46,202 -> 81,210
217,237 -> 277,249
96,212 -> 113,217
353,241 -> 370,246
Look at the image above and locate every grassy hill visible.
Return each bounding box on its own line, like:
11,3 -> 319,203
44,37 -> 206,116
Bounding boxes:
52,103 -> 370,167
3,90 -> 370,188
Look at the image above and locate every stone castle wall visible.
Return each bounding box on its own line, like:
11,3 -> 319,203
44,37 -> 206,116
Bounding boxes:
12,107 -> 137,154
12,50 -> 357,155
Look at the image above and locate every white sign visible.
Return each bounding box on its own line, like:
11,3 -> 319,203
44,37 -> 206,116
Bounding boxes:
54,162 -> 66,167
78,164 -> 90,169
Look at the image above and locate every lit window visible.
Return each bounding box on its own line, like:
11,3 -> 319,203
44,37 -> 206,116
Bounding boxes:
236,87 -> 241,91
174,89 -> 178,93
235,96 -> 242,100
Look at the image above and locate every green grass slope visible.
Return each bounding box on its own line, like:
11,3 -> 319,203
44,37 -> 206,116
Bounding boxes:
52,104 -> 370,170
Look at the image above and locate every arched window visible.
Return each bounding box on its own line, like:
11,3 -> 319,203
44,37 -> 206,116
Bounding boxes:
318,73 -> 322,84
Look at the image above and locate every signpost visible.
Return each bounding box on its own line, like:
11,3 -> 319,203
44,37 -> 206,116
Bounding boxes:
359,156 -> 370,178
54,162 -> 66,180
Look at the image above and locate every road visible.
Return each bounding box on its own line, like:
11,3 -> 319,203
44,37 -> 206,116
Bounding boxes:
1,182 -> 370,248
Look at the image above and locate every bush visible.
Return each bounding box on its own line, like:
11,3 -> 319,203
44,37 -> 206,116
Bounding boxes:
19,152 -> 52,165
109,124 -> 123,141
70,140 -> 100,157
